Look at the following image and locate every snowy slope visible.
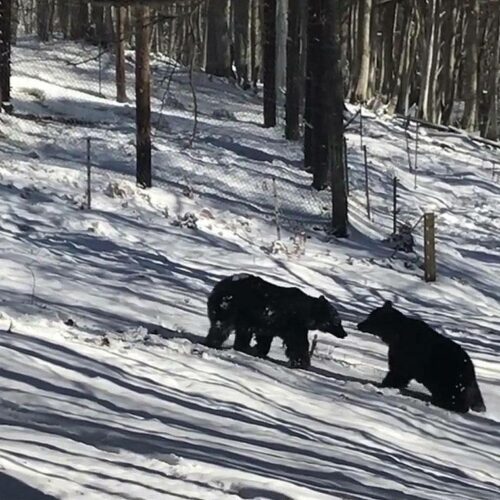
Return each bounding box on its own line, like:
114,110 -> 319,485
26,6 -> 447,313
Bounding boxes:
0,39 -> 499,500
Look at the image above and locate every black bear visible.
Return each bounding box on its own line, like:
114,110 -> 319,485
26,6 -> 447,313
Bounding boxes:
357,301 -> 486,413
205,273 -> 347,368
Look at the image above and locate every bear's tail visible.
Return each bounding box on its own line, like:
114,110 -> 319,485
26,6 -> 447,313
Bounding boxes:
466,383 -> 486,413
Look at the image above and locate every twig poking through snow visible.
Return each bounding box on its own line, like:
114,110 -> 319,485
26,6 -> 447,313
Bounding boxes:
309,334 -> 318,358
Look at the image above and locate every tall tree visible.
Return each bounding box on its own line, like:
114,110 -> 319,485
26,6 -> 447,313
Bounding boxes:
323,0 -> 347,236
205,0 -> 232,77
37,0 -> 50,41
461,0 -> 480,131
352,0 -> 372,102
0,0 -> 12,108
305,0 -> 328,188
285,0 -> 302,140
234,0 -> 251,88
135,5 -> 152,188
484,8 -> 500,140
263,0 -> 277,127
115,6 -> 127,103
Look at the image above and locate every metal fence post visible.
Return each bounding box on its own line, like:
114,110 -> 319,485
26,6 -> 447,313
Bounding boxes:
424,212 -> 436,282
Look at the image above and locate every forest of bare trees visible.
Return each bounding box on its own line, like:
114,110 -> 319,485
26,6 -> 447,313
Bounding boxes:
5,0 -> 499,140
1,0 -> 499,235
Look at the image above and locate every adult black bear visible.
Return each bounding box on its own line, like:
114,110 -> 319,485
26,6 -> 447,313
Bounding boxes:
205,274 -> 347,368
357,301 -> 486,413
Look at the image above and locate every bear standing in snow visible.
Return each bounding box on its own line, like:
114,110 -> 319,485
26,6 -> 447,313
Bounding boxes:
204,274 -> 347,368
357,301 -> 486,413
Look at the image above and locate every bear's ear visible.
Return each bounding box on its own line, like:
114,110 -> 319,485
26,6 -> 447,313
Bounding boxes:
382,300 -> 393,310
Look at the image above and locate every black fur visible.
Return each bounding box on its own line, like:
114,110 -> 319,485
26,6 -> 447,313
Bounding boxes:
357,301 -> 486,413
205,274 -> 347,368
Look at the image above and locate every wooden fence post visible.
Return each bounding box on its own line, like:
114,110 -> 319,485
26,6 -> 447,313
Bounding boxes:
424,212 -> 436,282
363,145 -> 371,220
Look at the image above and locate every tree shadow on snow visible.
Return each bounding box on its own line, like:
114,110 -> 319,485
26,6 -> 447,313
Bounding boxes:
0,472 -> 57,500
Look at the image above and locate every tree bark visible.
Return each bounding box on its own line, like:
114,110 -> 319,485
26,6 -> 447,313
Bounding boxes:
115,6 -> 127,103
381,0 -> 396,96
352,0 -> 372,102
234,0 -> 250,88
135,5 -> 152,188
484,9 -> 500,140
263,0 -> 277,127
37,0 -> 50,41
440,0 -> 459,125
305,0 -> 328,188
285,0 -> 301,140
323,0 -> 347,236
418,0 -> 440,122
0,0 -> 12,107
205,0 -> 232,77
461,0 -> 480,131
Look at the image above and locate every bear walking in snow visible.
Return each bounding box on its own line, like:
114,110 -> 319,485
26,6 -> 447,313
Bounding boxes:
357,301 -> 486,413
205,274 -> 347,368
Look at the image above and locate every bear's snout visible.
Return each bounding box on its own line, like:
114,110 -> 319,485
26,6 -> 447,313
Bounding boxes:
333,325 -> 348,339
357,320 -> 369,332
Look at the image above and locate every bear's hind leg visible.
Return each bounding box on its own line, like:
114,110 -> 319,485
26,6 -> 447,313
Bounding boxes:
284,329 -> 310,369
381,370 -> 412,389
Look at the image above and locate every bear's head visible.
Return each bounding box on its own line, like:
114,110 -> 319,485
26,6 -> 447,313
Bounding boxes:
311,296 -> 347,339
357,300 -> 402,343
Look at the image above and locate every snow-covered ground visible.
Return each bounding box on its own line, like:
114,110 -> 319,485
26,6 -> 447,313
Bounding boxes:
0,39 -> 499,499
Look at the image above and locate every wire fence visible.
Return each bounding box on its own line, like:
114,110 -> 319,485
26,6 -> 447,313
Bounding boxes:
3,19 -> 333,244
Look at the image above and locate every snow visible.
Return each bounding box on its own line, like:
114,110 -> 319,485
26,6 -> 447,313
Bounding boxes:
0,39 -> 499,499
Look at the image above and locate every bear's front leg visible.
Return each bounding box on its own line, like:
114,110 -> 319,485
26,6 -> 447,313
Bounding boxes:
254,334 -> 273,358
204,324 -> 231,348
381,348 -> 412,388
233,326 -> 254,354
284,329 -> 310,369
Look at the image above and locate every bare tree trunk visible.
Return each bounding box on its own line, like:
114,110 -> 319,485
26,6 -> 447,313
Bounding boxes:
37,0 -> 50,41
135,5 -> 152,188
115,6 -> 127,103
70,1 -> 88,40
484,9 -> 500,140
57,0 -> 69,38
263,0 -> 277,127
285,0 -> 301,140
323,0 -> 347,236
381,0 -> 396,97
206,0 -> 232,77
461,0 -> 479,131
305,0 -> 328,188
0,0 -> 12,107
418,0 -> 439,121
440,0 -> 459,125
352,0 -> 372,102
250,0 -> 262,87
234,0 -> 250,88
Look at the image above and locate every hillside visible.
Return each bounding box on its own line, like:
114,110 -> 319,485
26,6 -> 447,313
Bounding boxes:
0,40 -> 499,500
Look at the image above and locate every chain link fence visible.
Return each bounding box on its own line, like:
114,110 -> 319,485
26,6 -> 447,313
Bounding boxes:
2,1 -> 332,240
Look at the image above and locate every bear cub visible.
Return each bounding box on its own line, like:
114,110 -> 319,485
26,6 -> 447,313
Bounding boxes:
205,274 -> 347,368
357,301 -> 486,413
